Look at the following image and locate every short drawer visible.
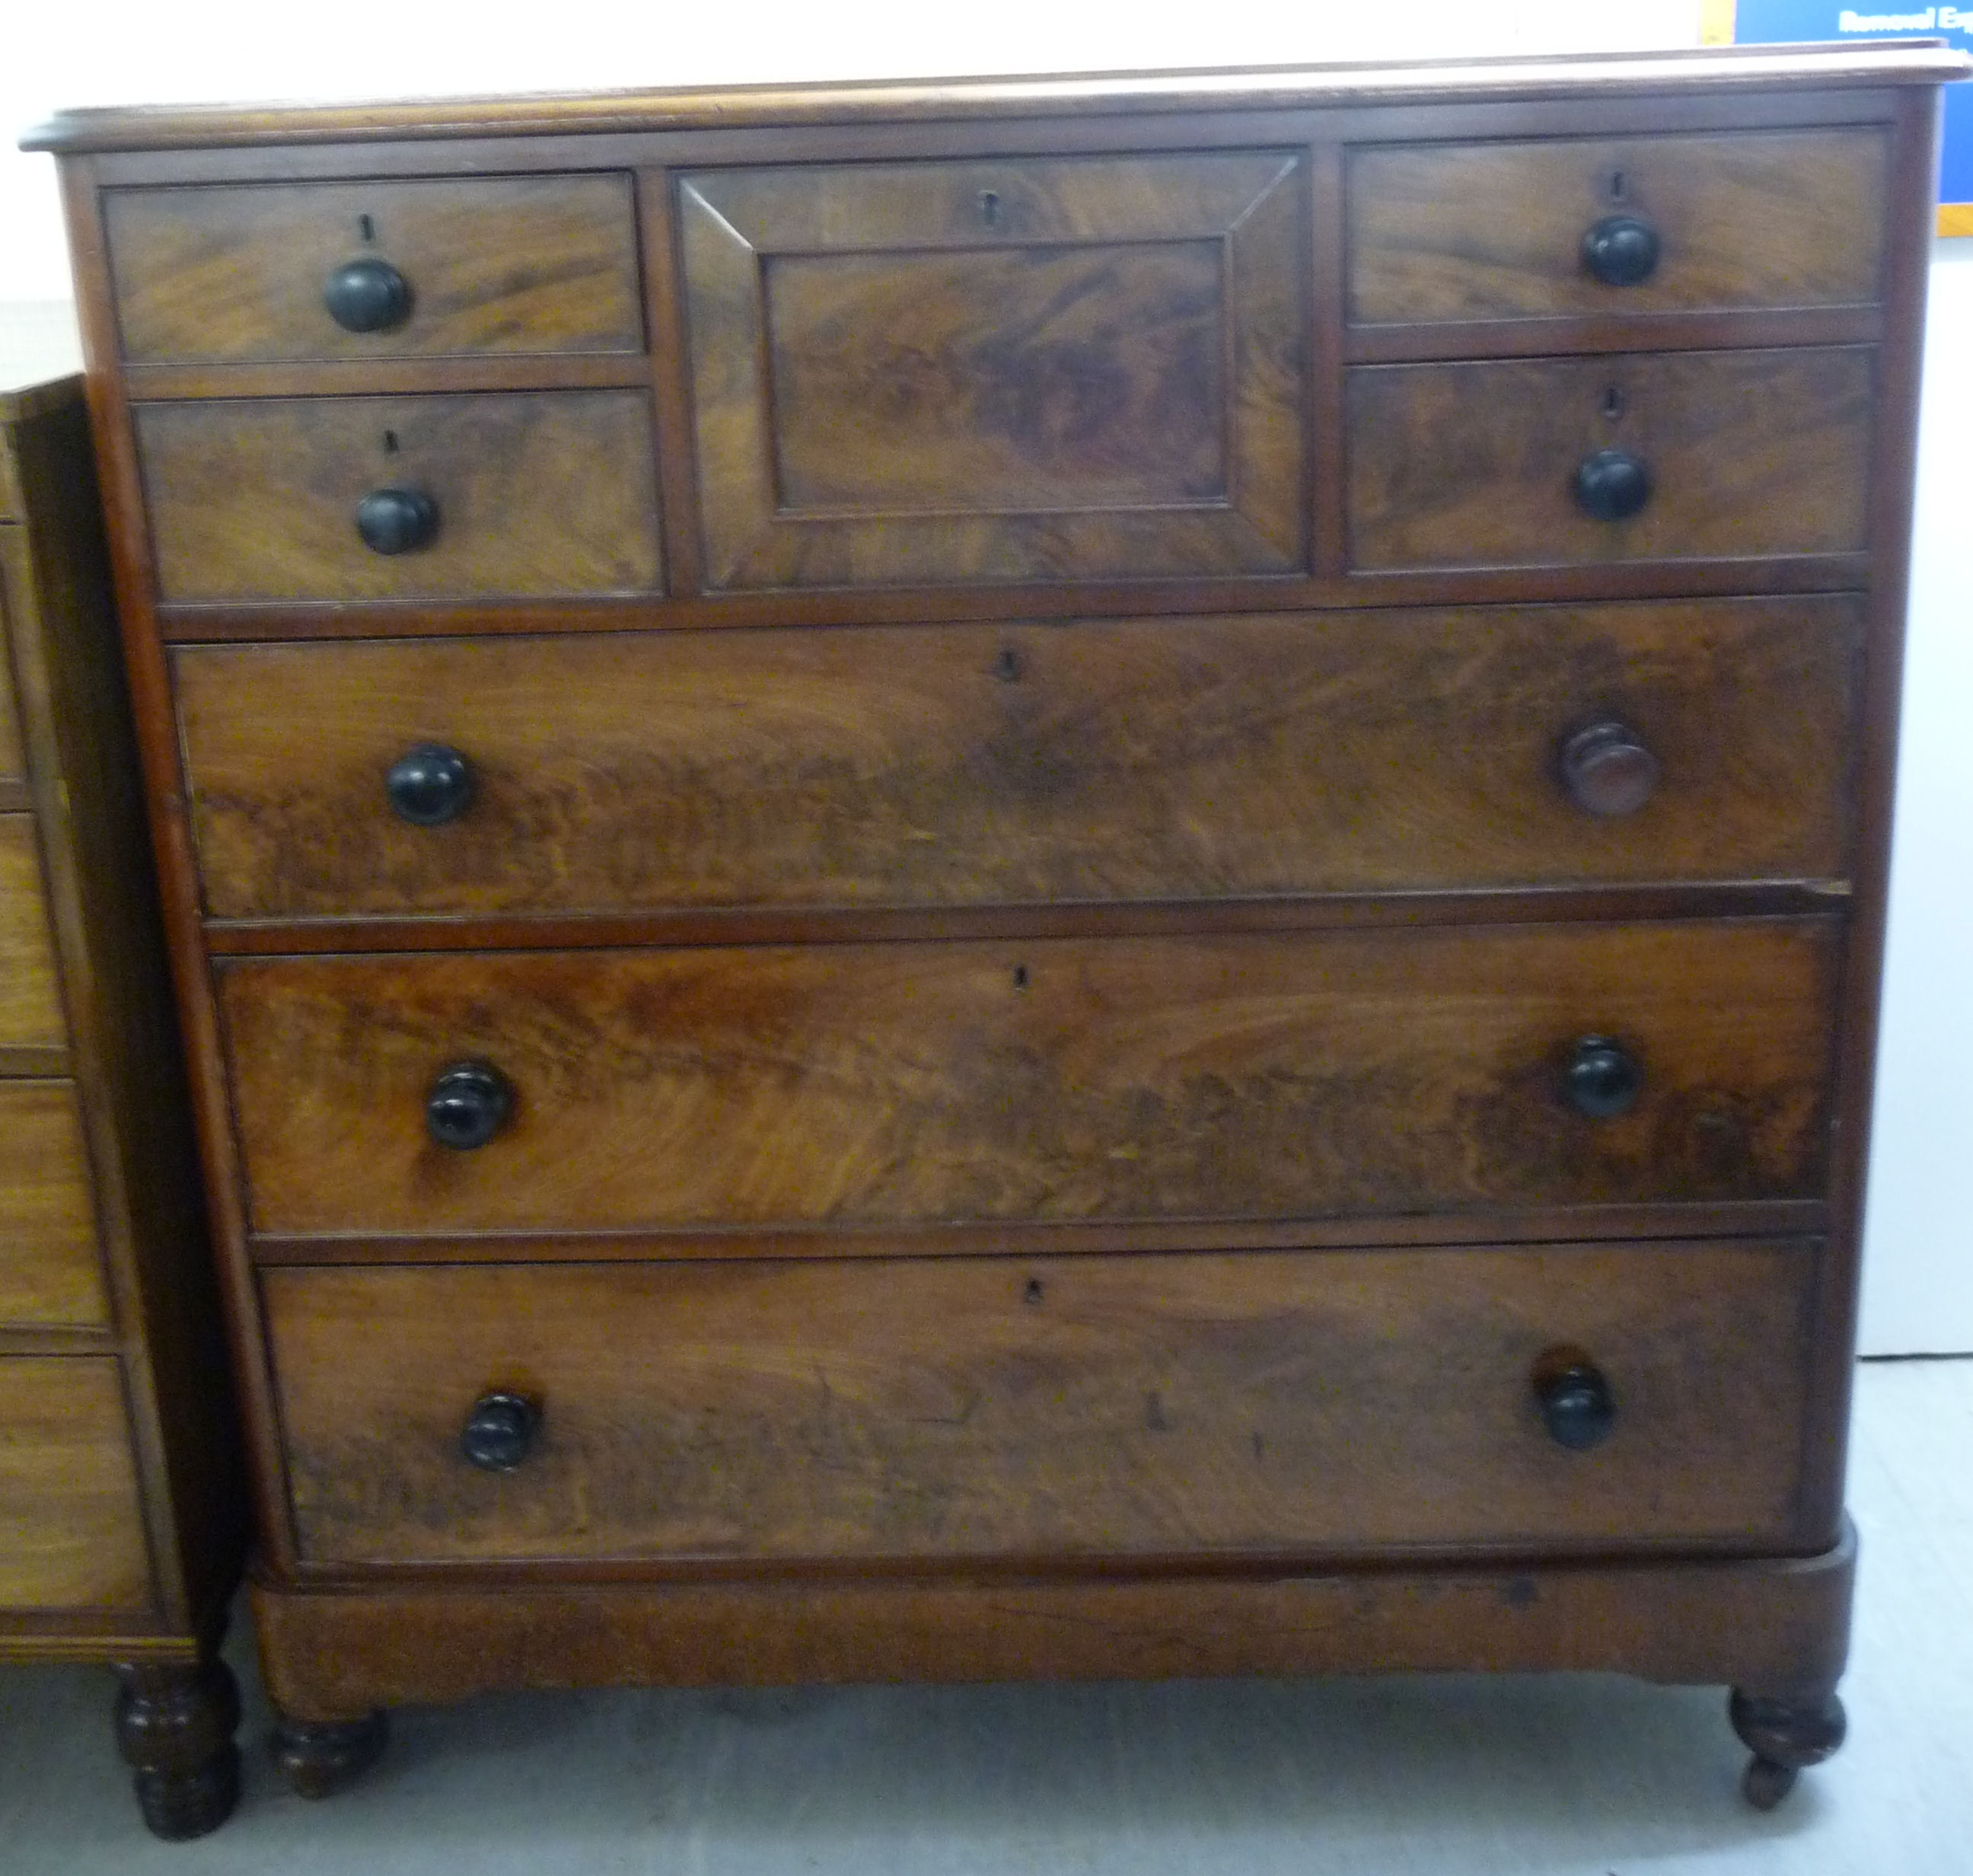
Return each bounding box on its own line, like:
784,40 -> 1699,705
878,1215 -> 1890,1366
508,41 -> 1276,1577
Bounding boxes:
138,391 -> 663,603
265,1241 -> 1819,1566
1347,129 -> 1887,325
679,152 -> 1305,587
1347,348 -> 1871,570
219,920 -> 1837,1240
0,1083 -> 107,1329
105,175 -> 643,363
0,813 -> 64,1048
176,597 -> 1863,922
0,1356 -> 150,1610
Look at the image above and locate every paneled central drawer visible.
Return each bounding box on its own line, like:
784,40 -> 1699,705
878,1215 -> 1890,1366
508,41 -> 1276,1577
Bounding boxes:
175,597 -> 1861,922
218,920 -> 1837,1240
677,152 -> 1306,587
263,1241 -> 1819,1567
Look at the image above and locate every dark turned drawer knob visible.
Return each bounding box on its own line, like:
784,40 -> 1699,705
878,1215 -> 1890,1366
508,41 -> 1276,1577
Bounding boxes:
1573,448 -> 1651,522
384,744 -> 474,827
1582,214 -> 1661,287
1535,1360 -> 1618,1451
460,1392 -> 540,1472
1559,720 -> 1660,818
426,1062 -> 512,1151
324,258 -> 412,333
355,487 -> 438,556
1567,1035 -> 1642,1119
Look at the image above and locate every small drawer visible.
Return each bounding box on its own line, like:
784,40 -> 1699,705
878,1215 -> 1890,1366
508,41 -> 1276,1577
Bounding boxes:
174,596 -> 1862,923
265,1241 -> 1818,1566
0,1083 -> 107,1329
0,1356 -> 150,1610
679,152 -> 1306,587
1347,129 -> 1887,325
0,814 -> 64,1048
137,391 -> 663,604
218,920 -> 1837,1240
1346,348 -> 1872,570
105,175 -> 643,363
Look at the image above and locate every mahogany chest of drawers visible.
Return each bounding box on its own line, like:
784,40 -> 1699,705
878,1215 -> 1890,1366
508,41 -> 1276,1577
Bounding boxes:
0,347 -> 243,1837
30,38 -> 1968,1808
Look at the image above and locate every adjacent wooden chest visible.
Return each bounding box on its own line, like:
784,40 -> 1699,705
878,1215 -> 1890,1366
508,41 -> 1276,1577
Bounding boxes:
30,37 -> 1968,1811
0,353 -> 243,1838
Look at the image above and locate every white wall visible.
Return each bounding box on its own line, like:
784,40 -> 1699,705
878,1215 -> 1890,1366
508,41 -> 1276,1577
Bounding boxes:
1,2 -> 1965,1351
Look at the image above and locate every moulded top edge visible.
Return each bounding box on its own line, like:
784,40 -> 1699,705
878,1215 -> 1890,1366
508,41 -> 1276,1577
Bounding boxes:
21,40 -> 1972,155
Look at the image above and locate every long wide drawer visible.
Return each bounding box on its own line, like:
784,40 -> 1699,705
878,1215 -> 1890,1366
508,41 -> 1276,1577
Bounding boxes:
219,920 -> 1838,1240
1347,348 -> 1872,570
0,813 -> 65,1048
137,391 -> 663,603
0,1356 -> 151,1610
176,596 -> 1862,923
264,1241 -> 1820,1566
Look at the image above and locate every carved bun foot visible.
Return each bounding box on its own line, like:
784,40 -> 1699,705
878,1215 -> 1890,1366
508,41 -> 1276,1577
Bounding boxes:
1729,1684 -> 1847,1811
272,1707 -> 389,1799
113,1657 -> 242,1840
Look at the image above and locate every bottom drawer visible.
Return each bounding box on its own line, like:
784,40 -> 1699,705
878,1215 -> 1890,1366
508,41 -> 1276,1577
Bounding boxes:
266,1243 -> 1818,1568
0,1357 -> 151,1611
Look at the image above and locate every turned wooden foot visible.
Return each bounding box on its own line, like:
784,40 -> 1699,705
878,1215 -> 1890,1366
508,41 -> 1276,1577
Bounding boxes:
1729,1683 -> 1847,1810
112,1655 -> 241,1840
271,1708 -> 389,1799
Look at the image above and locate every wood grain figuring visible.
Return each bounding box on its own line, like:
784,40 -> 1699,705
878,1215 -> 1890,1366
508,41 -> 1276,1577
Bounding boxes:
137,391 -> 662,602
1348,129 -> 1888,324
263,1241 -> 1817,1565
218,921 -> 1838,1238
0,815 -> 65,1047
105,175 -> 643,362
1347,347 -> 1873,569
0,1356 -> 150,1610
0,1083 -> 108,1329
174,597 -> 1863,923
681,155 -> 1304,586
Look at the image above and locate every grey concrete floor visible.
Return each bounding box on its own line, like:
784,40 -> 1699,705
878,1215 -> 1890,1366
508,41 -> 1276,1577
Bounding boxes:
4,1357 -> 1969,1874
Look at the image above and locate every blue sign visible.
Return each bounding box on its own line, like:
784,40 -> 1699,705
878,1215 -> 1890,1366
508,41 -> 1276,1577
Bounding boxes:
1732,1 -> 1972,213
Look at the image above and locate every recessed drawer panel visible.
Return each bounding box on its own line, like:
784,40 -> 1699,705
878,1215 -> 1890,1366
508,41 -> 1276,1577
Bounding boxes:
1347,129 -> 1887,324
0,547 -> 27,779
176,597 -> 1862,922
1347,348 -> 1872,570
138,391 -> 663,603
220,920 -> 1837,1240
0,1356 -> 150,1610
106,175 -> 644,362
678,153 -> 1306,587
0,1083 -> 107,1329
0,813 -> 64,1048
265,1241 -> 1818,1566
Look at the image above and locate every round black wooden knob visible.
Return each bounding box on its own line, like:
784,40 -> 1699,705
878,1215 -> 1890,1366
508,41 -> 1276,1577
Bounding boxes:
1582,214 -> 1662,288
384,745 -> 474,827
1573,448 -> 1651,522
324,258 -> 412,333
425,1062 -> 512,1151
355,487 -> 438,556
1567,1035 -> 1642,1119
1559,721 -> 1660,817
1535,1362 -> 1618,1450
460,1392 -> 540,1472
